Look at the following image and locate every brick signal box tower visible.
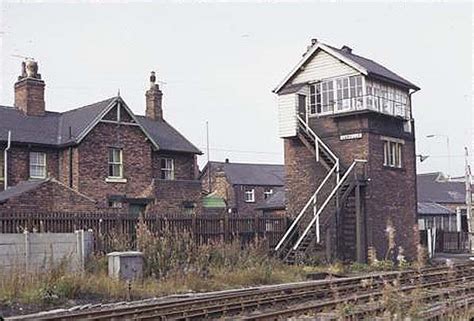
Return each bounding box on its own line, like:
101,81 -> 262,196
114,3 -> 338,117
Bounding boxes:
273,39 -> 420,263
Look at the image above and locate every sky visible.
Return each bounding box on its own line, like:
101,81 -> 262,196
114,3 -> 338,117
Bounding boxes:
0,2 -> 472,177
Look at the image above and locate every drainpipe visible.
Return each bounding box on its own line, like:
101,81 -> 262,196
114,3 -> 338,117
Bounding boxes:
4,131 -> 11,190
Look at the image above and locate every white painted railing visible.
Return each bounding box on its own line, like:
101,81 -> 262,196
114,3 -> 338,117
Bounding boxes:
274,115 -> 340,252
274,162 -> 338,251
293,159 -> 367,250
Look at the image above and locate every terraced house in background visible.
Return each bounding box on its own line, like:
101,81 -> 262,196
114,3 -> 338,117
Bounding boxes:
0,60 -> 202,214
200,160 -> 285,214
274,39 -> 420,263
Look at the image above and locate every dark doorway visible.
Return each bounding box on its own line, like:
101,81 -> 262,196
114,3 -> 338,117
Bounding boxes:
129,203 -> 146,216
298,94 -> 307,120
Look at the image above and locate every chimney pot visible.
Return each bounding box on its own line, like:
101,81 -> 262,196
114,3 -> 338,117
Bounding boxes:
341,45 -> 353,54
145,71 -> 163,121
311,38 -> 318,45
225,158 -> 229,163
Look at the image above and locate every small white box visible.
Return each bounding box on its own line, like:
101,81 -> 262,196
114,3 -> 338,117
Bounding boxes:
107,251 -> 144,281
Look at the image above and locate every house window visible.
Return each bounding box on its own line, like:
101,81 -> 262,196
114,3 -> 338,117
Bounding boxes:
160,158 -> 174,180
108,201 -> 123,209
108,148 -> 123,178
264,188 -> 273,199
29,152 -> 46,179
382,139 -> 403,168
244,188 -> 255,203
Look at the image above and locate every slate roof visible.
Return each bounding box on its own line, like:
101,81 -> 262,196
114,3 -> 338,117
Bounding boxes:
418,202 -> 454,216
275,41 -> 419,93
417,172 -> 468,204
256,188 -> 286,210
0,96 -> 201,154
0,179 -> 48,203
204,162 -> 285,186
327,45 -> 420,90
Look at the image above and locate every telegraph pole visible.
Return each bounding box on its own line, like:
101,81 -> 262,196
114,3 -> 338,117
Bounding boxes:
465,147 -> 473,252
206,121 -> 211,193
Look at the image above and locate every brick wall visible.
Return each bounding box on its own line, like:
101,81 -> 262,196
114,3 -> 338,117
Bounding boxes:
77,122 -> 154,207
14,78 -> 45,117
6,146 -> 59,187
153,151 -> 197,181
232,185 -> 279,214
285,112 -> 418,261
147,179 -> 202,214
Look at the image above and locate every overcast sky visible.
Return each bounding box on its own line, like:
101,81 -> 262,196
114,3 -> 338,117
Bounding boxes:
0,2 -> 472,177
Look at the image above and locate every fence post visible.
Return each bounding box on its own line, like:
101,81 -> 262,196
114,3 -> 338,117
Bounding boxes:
224,214 -> 229,242
24,230 -> 30,271
254,215 -> 259,241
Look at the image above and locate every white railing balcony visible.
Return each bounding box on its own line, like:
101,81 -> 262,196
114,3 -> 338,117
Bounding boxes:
310,95 -> 411,120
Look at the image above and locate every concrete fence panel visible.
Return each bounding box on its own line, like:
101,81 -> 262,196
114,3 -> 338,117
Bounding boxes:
0,230 -> 93,272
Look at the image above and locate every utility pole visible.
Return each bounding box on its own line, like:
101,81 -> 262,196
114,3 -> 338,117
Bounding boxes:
465,147 -> 473,252
206,121 -> 211,193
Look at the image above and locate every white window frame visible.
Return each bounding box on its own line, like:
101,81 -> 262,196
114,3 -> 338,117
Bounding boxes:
29,152 -> 47,179
108,200 -> 123,209
108,148 -> 123,179
382,137 -> 404,168
244,188 -> 255,203
264,188 -> 273,200
160,158 -> 175,180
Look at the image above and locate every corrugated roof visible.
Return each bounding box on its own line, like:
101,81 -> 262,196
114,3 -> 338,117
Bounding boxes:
417,172 -> 467,204
418,202 -> 454,215
256,188 -> 286,210
0,97 -> 201,154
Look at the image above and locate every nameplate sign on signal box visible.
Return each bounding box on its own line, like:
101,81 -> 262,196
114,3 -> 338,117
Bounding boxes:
340,133 -> 362,141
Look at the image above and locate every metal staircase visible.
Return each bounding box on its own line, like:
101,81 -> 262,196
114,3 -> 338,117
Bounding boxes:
275,115 -> 366,263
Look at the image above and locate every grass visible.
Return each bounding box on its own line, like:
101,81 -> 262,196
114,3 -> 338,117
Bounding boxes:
0,228 -> 308,316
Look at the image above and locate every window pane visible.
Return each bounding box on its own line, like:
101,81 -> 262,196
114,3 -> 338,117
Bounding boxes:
30,152 -> 46,178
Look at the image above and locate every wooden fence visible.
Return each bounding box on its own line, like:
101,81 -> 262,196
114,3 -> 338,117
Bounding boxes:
420,230 -> 470,253
0,211 -> 289,252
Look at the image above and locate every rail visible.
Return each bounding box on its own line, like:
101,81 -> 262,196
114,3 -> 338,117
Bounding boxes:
274,163 -> 337,251
293,159 -> 367,250
11,263 -> 474,320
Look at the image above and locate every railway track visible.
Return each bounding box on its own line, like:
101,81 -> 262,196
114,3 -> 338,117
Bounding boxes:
9,262 -> 474,320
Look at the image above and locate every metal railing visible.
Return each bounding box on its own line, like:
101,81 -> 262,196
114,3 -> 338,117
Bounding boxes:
293,159 -> 367,250
274,162 -> 338,251
274,116 -> 340,252
297,115 -> 339,171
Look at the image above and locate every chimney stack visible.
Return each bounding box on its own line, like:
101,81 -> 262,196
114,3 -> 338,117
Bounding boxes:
14,59 -> 45,116
145,71 -> 163,121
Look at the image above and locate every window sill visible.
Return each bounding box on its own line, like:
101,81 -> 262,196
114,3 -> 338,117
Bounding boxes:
383,165 -> 404,172
245,201 -> 255,203
105,177 -> 128,183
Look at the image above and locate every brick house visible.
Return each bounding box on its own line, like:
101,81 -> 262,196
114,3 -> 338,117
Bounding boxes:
273,39 -> 420,262
0,60 -> 202,214
200,160 -> 284,214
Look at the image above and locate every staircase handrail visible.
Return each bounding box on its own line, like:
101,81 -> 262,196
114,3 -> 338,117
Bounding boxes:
293,159 -> 367,250
296,115 -> 339,165
274,162 -> 338,251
